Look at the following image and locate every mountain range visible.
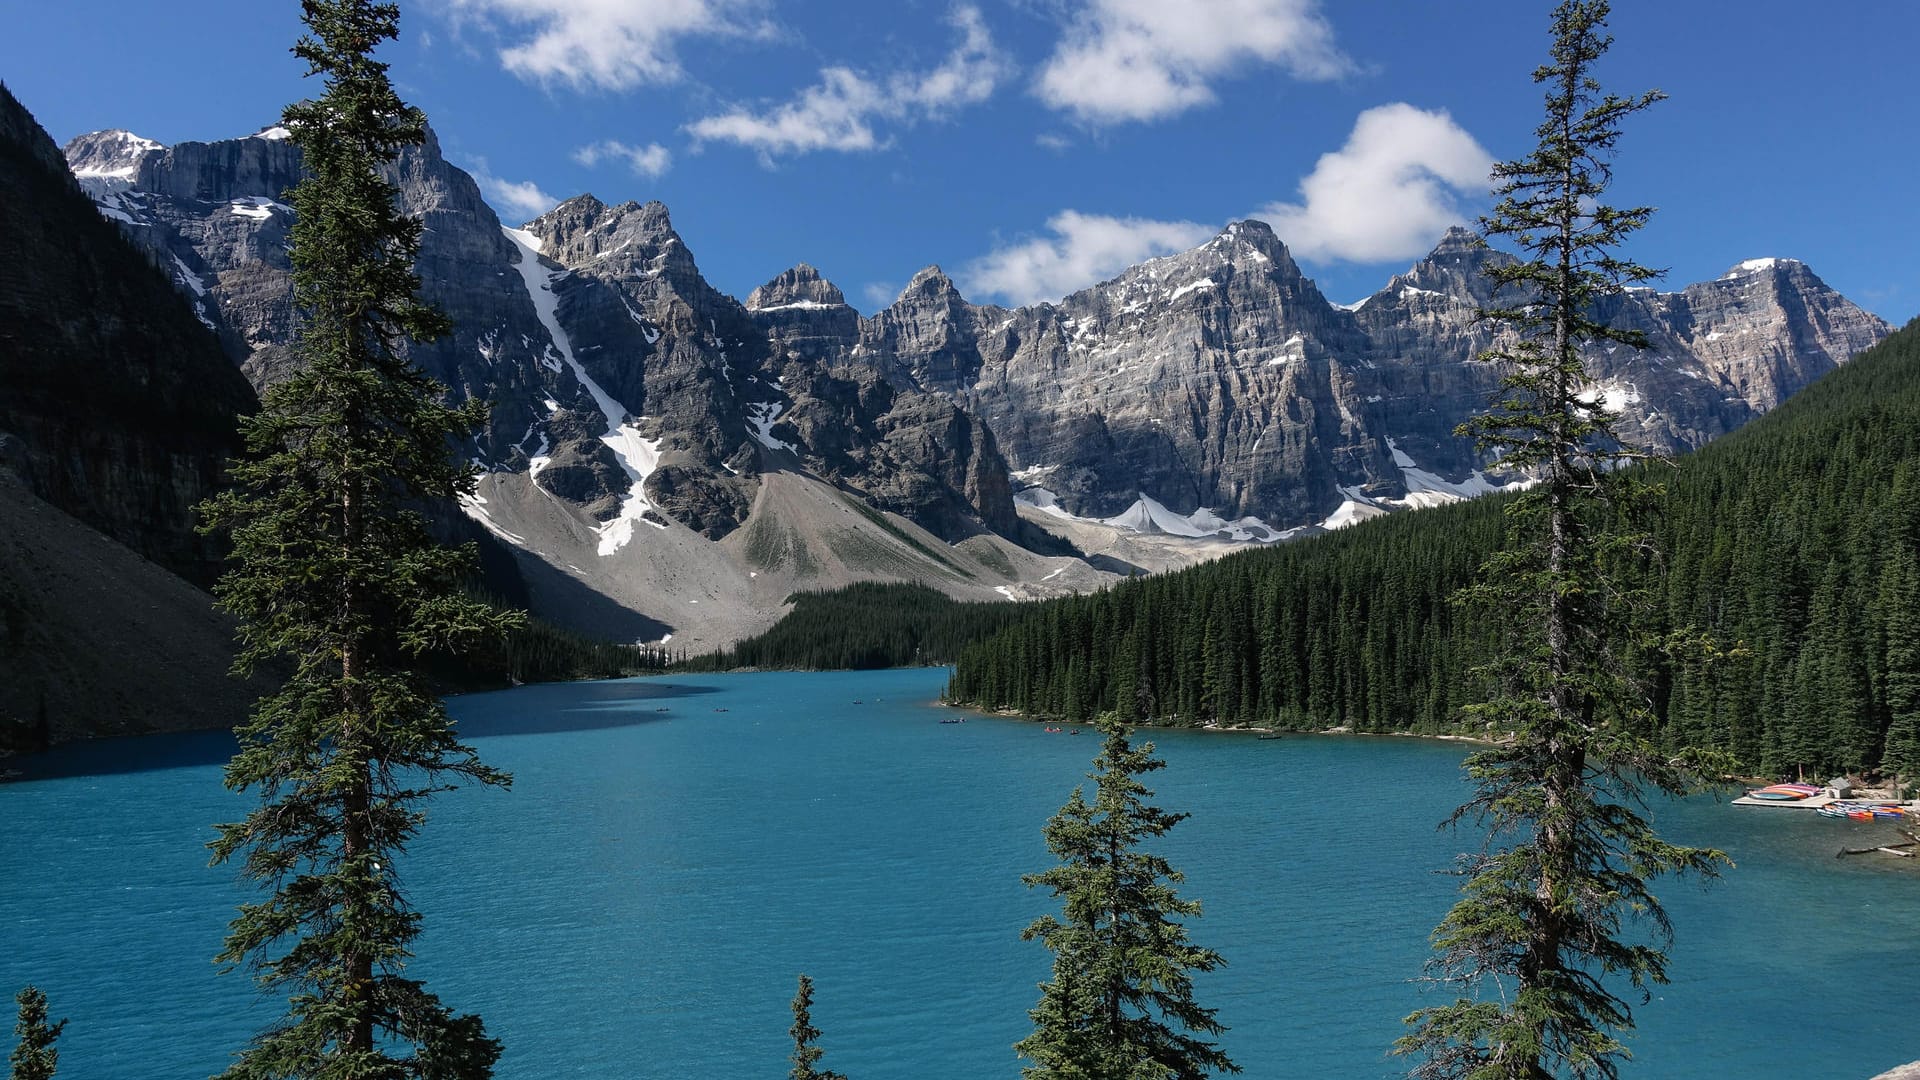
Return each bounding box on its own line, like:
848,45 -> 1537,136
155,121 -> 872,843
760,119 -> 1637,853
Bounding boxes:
37,107 -> 1895,655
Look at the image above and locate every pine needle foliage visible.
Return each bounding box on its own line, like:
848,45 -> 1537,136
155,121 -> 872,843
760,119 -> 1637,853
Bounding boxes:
9,988 -> 63,1080
195,2 -> 521,1076
1396,4 -> 1726,1078
1017,716 -> 1238,1080
788,975 -> 846,1080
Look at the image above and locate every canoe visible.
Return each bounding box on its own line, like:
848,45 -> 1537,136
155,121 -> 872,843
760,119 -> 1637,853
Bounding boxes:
1747,783 -> 1823,800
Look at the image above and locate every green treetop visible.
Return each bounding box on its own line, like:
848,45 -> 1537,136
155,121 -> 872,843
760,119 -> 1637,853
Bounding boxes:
9,988 -> 64,1080
1396,4 -> 1726,1078
789,974 -> 846,1080
196,1 -> 522,1076
1017,715 -> 1238,1080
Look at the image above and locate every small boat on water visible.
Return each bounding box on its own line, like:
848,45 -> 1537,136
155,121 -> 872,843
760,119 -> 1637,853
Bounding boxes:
1746,783 -> 1822,801
1817,801 -> 1907,820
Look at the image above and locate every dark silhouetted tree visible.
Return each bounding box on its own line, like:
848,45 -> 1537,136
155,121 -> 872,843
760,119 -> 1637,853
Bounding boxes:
197,1 -> 521,1076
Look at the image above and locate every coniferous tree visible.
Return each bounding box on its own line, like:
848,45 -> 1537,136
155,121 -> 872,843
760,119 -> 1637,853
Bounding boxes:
788,975 -> 846,1080
1880,545 -> 1920,791
196,1 -> 521,1076
1017,716 -> 1238,1079
9,989 -> 62,1080
1396,3 -> 1725,1077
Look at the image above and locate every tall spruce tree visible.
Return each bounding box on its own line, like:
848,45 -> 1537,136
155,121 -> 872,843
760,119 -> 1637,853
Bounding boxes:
788,974 -> 846,1080
1395,3 -> 1725,1077
196,1 -> 521,1076
9,988 -> 63,1080
1016,715 -> 1237,1080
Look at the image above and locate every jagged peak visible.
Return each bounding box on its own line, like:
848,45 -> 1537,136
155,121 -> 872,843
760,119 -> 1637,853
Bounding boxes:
1208,218 -> 1291,262
897,264 -> 966,305
1428,224 -> 1485,256
1221,219 -> 1276,241
747,263 -> 847,311
551,192 -> 609,218
62,129 -> 165,179
1721,256 -> 1805,279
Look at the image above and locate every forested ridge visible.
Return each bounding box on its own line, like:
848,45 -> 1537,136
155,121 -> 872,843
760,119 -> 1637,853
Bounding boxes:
683,582 -> 1029,671
948,319 -> 1920,778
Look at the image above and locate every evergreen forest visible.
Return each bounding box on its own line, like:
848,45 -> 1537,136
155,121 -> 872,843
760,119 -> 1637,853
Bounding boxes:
946,319 -> 1920,780
682,582 -> 1030,671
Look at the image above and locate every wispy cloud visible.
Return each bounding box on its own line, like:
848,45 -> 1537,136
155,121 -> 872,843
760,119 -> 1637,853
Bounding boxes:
960,210 -> 1215,306
465,156 -> 560,222
575,139 -> 673,178
687,4 -> 1007,161
1036,0 -> 1350,124
863,281 -> 902,310
437,0 -> 768,91
1255,103 -> 1492,263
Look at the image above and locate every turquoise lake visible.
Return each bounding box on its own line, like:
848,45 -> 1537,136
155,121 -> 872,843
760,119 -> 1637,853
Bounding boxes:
3,668 -> 1916,1078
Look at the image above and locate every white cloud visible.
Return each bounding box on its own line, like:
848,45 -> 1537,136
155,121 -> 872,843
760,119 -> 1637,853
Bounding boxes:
959,103 -> 1490,304
575,139 -> 673,178
960,210 -> 1215,306
1255,103 -> 1492,263
1037,0 -> 1350,124
437,0 -> 763,91
687,5 -> 1007,160
465,157 -> 560,222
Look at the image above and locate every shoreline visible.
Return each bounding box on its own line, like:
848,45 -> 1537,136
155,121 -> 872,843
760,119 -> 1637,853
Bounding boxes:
950,702 -> 1503,747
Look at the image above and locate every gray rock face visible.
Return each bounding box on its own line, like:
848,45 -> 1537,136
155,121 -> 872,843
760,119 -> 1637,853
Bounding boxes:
746,262 -> 847,309
862,221 -> 1891,532
63,117 -> 1890,561
3,96 -> 255,587
63,132 -> 1022,548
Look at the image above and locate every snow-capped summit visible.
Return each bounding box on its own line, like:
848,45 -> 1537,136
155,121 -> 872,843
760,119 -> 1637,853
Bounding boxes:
63,129 -> 163,182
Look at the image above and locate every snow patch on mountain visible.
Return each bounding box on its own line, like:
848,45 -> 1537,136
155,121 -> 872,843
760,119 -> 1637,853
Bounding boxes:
1382,438 -> 1524,510
229,196 -> 289,220
1169,278 -> 1217,302
502,226 -> 665,556
746,400 -> 796,452
1320,495 -> 1388,531
1016,486 -> 1281,543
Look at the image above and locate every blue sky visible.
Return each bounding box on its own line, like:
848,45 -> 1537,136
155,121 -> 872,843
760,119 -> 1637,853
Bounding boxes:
6,1 -> 1915,321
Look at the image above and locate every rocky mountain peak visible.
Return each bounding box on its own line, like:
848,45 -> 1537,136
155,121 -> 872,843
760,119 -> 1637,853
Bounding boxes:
1719,256 -> 1805,281
1214,219 -> 1293,265
1370,225 -> 1509,308
1429,224 -> 1484,257
746,263 -> 846,310
62,129 -> 165,180
900,264 -> 962,301
527,195 -> 703,284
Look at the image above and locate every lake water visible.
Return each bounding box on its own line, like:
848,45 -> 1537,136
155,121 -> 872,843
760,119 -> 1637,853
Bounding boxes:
4,669 -> 1916,1078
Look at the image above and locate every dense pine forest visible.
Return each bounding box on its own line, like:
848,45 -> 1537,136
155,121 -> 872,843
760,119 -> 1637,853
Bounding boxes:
946,320 -> 1920,779
444,614 -> 675,685
682,582 -> 1029,670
